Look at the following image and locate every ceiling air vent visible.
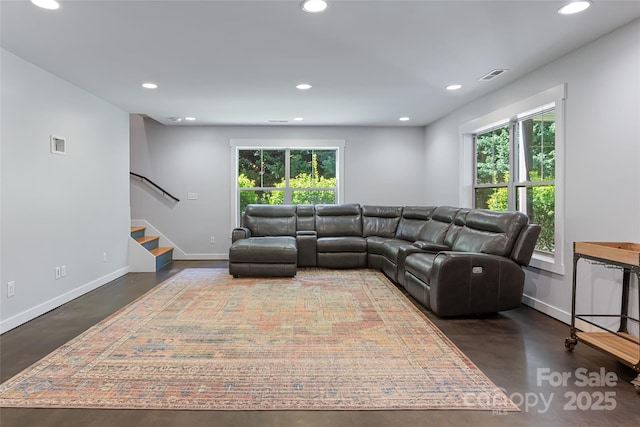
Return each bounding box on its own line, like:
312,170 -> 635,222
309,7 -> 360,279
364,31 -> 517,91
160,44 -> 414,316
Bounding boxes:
478,69 -> 508,82
268,120 -> 289,123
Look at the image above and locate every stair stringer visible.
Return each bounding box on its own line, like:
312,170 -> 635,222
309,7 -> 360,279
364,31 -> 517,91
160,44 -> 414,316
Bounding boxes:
130,219 -> 185,258
128,236 -> 157,272
130,219 -> 227,260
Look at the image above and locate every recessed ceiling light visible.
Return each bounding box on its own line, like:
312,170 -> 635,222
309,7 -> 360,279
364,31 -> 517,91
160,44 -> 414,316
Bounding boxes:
293,117 -> 304,121
31,0 -> 60,10
301,0 -> 328,13
296,83 -> 312,90
399,117 -> 410,122
142,82 -> 158,89
185,117 -> 196,121
558,1 -> 591,15
446,84 -> 462,91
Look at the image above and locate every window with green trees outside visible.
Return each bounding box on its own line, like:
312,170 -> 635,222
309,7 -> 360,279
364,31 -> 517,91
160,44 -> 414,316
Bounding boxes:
237,148 -> 337,214
474,108 -> 555,253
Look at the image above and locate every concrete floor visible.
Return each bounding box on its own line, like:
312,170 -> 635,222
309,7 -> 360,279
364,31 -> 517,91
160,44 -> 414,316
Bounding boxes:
1,261 -> 638,427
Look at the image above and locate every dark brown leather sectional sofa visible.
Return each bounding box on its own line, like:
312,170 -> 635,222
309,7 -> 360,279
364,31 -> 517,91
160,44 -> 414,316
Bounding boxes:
229,203 -> 540,317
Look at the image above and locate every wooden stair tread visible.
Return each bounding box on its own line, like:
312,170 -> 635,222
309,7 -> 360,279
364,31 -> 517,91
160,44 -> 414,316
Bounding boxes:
130,226 -> 146,233
150,247 -> 173,257
135,236 -> 159,244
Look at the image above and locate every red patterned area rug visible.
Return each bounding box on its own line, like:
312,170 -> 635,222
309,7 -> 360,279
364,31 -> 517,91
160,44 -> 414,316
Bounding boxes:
0,268 -> 517,411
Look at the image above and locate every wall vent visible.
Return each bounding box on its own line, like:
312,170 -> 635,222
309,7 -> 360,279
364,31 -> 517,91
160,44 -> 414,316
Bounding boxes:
50,135 -> 66,155
478,69 -> 508,81
268,120 -> 289,123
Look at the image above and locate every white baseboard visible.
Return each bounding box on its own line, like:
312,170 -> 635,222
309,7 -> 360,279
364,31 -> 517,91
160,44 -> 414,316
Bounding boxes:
521,294 -> 629,333
0,267 -> 129,334
522,293 -> 571,325
174,253 -> 229,261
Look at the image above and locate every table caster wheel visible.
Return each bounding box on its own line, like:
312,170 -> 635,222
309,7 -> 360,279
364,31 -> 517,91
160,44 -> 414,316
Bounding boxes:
564,337 -> 577,351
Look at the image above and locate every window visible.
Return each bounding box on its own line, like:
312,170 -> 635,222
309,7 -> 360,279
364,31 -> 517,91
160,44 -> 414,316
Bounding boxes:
231,139 -> 345,223
474,107 -> 556,253
461,84 -> 565,274
238,149 -> 286,213
237,148 -> 337,213
288,149 -> 337,204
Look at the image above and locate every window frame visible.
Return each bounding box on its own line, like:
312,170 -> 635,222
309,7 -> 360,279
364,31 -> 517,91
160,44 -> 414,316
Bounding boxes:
460,85 -> 566,275
230,139 -> 345,226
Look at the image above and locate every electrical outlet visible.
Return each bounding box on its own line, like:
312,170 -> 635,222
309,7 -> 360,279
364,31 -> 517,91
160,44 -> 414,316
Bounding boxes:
210,236 -> 215,245
61,265 -> 66,277
55,266 -> 61,279
103,252 -> 108,262
7,281 -> 15,298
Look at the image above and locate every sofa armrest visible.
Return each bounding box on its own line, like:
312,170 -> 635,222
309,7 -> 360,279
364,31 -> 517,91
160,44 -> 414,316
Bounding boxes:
429,252 -> 525,317
232,227 -> 251,243
296,230 -> 317,267
511,224 -> 542,266
400,242 -> 449,283
396,244 -> 424,286
413,241 -> 450,253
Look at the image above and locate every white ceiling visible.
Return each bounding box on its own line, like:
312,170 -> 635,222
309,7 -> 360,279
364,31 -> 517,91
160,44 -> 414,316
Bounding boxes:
2,0 -> 639,127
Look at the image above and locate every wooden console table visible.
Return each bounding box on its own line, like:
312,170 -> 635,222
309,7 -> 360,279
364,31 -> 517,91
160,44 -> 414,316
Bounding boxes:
565,242 -> 640,391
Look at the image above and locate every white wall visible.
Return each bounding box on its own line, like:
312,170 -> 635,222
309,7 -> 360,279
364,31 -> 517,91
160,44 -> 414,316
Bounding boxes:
130,121 -> 426,258
0,49 -> 130,332
423,20 -> 640,333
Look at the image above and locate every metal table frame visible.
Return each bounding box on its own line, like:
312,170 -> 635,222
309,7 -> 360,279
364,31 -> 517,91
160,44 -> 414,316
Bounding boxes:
565,248 -> 640,391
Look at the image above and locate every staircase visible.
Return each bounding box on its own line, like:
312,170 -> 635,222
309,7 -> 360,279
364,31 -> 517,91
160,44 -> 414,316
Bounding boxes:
130,226 -> 173,271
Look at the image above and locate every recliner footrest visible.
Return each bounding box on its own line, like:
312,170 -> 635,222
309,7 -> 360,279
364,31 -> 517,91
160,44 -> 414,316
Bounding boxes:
229,236 -> 297,264
229,236 -> 298,277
